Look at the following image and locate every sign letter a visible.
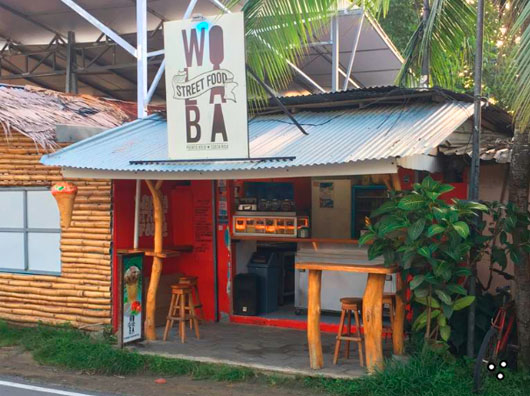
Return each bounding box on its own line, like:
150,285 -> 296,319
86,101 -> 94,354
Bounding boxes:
182,28 -> 205,67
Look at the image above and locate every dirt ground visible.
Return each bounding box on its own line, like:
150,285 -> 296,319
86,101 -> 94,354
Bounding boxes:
0,346 -> 324,396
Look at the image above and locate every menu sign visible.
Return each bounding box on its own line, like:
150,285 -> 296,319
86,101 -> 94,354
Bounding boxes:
120,253 -> 144,344
164,13 -> 248,160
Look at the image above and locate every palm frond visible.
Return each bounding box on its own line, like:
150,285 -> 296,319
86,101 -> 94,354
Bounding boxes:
397,0 -> 477,89
227,0 -> 337,107
224,0 -> 394,108
505,0 -> 530,130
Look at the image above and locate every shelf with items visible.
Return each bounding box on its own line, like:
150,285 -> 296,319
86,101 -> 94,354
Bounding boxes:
231,235 -> 359,244
117,245 -> 193,258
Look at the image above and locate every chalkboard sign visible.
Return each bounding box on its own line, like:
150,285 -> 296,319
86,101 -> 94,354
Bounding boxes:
118,253 -> 144,346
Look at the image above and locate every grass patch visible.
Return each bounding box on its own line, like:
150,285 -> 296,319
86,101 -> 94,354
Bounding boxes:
1,320 -> 529,395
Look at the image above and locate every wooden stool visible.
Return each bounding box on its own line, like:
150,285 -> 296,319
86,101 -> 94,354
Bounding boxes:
163,284 -> 200,343
177,275 -> 204,321
334,297 -> 364,366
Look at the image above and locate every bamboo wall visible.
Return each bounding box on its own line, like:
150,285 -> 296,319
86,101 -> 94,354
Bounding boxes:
0,133 -> 112,329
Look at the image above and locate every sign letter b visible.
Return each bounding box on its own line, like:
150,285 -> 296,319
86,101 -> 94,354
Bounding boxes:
186,105 -> 201,143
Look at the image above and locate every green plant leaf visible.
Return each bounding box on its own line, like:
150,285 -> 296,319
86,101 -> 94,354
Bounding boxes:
454,267 -> 472,277
453,221 -> 470,239
440,325 -> 451,341
415,295 -> 440,308
413,310 -> 428,330
466,202 -> 489,212
358,232 -> 375,246
437,184 -> 455,195
398,194 -> 426,211
442,303 -> 454,319
453,296 -> 475,311
413,308 -> 441,331
370,201 -> 397,218
446,283 -> 467,296
510,249 -> 521,265
433,207 -> 446,222
434,289 -> 452,305
426,191 -> 442,201
427,224 -> 445,237
377,216 -> 407,237
417,246 -> 431,258
434,261 -> 452,282
408,218 -> 426,241
421,176 -> 439,191
414,287 -> 429,298
401,251 -> 415,269
410,274 -> 425,290
491,246 -> 508,268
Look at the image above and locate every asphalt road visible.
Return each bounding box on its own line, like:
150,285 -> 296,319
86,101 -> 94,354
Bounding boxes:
0,379 -> 108,396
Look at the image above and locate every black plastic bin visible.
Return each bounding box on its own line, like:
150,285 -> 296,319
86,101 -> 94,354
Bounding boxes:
247,251 -> 280,314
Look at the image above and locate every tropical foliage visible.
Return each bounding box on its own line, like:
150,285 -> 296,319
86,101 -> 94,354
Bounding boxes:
359,177 -> 486,344
226,0 -> 337,103
359,177 -> 530,346
506,0 -> 530,129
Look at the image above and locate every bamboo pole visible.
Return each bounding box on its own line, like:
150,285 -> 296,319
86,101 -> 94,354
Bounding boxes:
145,179 -> 164,340
0,291 -> 109,305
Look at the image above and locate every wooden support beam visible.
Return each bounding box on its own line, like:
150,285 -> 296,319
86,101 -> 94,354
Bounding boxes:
307,269 -> 323,369
144,180 -> 164,340
362,273 -> 386,372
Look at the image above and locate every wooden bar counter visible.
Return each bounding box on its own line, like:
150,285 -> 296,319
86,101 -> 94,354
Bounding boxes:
295,261 -> 404,373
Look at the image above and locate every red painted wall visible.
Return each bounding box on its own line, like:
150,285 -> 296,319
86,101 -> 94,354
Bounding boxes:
112,180 -> 217,330
112,173 -> 467,332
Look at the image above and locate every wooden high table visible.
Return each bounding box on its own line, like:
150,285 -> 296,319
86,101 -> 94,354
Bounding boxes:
295,261 -> 405,373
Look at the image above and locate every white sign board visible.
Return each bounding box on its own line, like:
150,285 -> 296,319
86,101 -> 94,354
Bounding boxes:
164,13 -> 248,160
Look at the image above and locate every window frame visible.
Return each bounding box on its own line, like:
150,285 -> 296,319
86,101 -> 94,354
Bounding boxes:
0,187 -> 61,275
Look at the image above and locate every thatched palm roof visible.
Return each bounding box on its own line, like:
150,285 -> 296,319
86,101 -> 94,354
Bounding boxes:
0,84 -> 132,150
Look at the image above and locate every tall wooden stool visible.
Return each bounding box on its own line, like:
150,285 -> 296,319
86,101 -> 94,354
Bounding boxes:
334,297 -> 364,366
177,275 -> 204,321
163,284 -> 200,343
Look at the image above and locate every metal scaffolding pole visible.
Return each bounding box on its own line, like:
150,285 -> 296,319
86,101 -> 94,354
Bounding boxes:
136,0 -> 147,118
65,31 -> 78,93
331,12 -> 340,91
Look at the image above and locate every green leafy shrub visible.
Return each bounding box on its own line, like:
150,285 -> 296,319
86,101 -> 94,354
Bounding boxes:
359,176 -> 487,345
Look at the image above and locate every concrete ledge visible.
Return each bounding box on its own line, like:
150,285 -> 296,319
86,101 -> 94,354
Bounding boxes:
136,349 -> 366,380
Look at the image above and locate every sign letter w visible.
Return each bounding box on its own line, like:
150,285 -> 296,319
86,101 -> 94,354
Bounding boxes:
182,28 -> 205,68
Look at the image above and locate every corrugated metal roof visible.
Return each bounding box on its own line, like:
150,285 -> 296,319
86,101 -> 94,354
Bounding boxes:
41,101 -> 474,174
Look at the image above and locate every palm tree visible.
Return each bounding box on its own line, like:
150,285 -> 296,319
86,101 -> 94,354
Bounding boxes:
504,0 -> 530,370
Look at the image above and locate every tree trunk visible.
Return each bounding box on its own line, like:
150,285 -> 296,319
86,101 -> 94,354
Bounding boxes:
144,180 -> 164,341
508,129 -> 530,369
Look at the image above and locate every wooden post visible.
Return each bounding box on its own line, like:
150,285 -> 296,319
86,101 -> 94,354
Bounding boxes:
392,275 -> 406,355
362,273 -> 386,372
144,180 -> 164,340
307,269 -> 323,369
